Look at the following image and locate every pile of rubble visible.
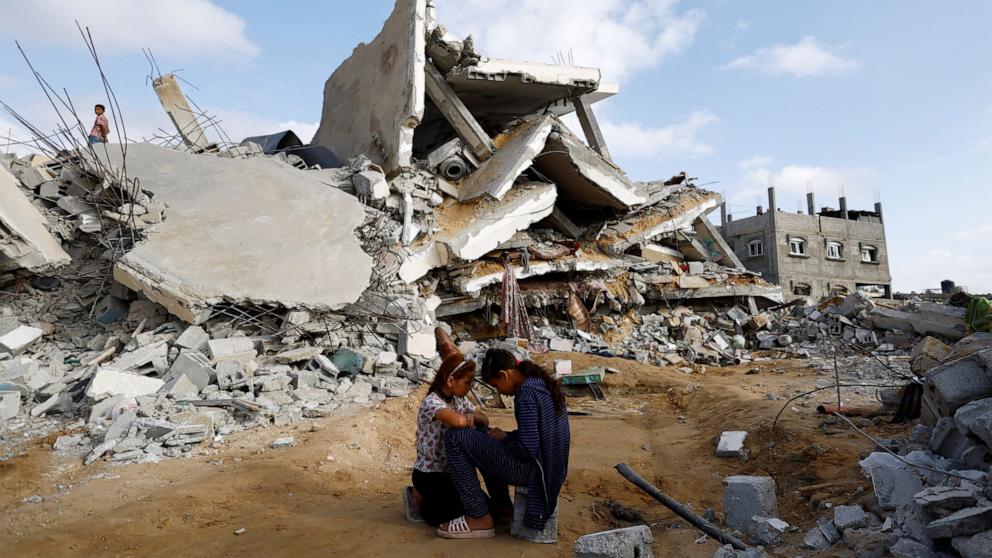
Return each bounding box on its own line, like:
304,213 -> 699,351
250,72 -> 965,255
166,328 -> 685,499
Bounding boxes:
0,0 -> 780,466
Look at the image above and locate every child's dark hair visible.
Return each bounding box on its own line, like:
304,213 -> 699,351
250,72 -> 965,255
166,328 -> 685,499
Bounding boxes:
95,104 -> 106,111
427,354 -> 476,398
480,349 -> 566,415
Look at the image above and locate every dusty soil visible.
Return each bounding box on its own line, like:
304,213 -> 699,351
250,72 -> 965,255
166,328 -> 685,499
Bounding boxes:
0,353 -> 907,557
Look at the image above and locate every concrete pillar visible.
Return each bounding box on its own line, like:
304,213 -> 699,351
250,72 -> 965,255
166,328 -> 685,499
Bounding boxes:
152,74 -> 210,151
767,186 -> 776,213
806,192 -> 816,216
874,201 -> 884,224
838,197 -> 848,220
720,202 -> 728,229
727,214 -> 733,222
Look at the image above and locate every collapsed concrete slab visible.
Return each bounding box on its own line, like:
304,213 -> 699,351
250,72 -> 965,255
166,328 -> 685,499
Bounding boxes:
452,252 -> 628,295
399,181 -> 557,282
95,144 -> 372,324
457,116 -> 554,202
312,0 -> 427,174
533,120 -> 646,210
597,187 -> 722,256
868,304 -> 967,340
0,166 -> 71,272
444,59 -> 600,131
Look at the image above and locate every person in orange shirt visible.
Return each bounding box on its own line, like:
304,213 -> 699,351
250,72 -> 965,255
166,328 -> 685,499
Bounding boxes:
88,104 -> 109,144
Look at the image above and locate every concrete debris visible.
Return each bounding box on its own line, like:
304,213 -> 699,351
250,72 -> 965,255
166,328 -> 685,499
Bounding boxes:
1,167 -> 71,272
723,475 -> 777,532
715,431 -> 748,458
573,525 -> 654,558
746,515 -> 788,546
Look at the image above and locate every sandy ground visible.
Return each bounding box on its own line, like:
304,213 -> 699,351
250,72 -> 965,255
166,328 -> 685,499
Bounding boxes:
0,353 -> 908,557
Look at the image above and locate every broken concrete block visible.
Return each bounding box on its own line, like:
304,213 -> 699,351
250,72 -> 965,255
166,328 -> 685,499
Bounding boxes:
553,360 -> 572,378
175,326 -> 209,352
548,338 -> 574,352
88,394 -> 125,424
955,397 -> 992,435
510,486 -> 558,543
833,504 -> 869,532
716,431 -> 748,458
911,336 -> 952,374
208,337 -> 256,364
0,166 -> 71,272
352,170 -> 390,200
914,486 -> 979,516
168,350 -> 214,391
110,340 -> 169,371
159,374 -> 201,400
890,538 -> 937,558
274,346 -> 321,364
0,390 -> 19,421
859,452 -> 926,509
103,410 -> 137,442
52,434 -> 83,451
0,325 -> 43,354
91,143 -> 372,325
746,516 -> 788,546
84,439 -> 118,465
802,524 -> 833,550
271,436 -> 295,449
925,506 -> 992,539
841,528 -> 890,557
723,475 -> 777,531
86,368 -> 165,400
952,530 -> 992,558
641,244 -> 682,265
924,351 -> 992,419
458,116 -> 555,202
573,525 -> 654,558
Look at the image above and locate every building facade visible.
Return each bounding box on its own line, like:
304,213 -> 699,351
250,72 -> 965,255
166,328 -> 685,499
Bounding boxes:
721,187 -> 892,300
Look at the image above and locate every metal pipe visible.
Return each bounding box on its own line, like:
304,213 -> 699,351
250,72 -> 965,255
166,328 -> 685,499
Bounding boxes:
613,463 -> 749,551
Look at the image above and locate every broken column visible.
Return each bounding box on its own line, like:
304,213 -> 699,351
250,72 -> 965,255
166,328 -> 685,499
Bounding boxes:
152,74 -> 211,151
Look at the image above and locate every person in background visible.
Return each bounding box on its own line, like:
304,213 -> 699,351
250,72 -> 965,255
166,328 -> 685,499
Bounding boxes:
436,349 -> 570,539
88,104 -> 109,144
404,353 -> 490,526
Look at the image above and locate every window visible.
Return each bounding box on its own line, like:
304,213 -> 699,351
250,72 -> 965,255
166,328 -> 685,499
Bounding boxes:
861,245 -> 879,263
788,237 -> 806,256
747,239 -> 764,257
793,283 -> 812,296
826,241 -> 844,260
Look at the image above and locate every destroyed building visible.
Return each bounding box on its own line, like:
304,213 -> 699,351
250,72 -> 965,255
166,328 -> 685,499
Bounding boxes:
720,187 -> 892,301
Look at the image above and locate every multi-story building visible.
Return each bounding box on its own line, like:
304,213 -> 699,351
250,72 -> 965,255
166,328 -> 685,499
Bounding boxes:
720,187 -> 892,300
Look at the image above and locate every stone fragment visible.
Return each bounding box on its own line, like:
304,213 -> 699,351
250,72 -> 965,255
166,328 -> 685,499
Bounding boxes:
175,326 -> 209,351
0,390 -> 20,421
911,336 -> 952,373
890,537 -> 937,558
953,530 -> 992,558
858,452 -> 925,509
716,431 -> 748,458
746,516 -> 788,546
208,338 -> 256,364
160,374 -> 200,399
802,525 -> 832,550
86,369 -> 165,400
352,170 -> 390,200
834,504 -> 869,532
573,525 -> 654,558
84,439 -> 118,465
110,341 -> 169,371
52,434 -> 83,451
271,437 -> 295,449
548,338 -> 574,352
274,346 -> 321,364
104,410 -> 137,442
398,323 -> 436,358
956,397 -> 992,434
168,350 -> 214,391
0,325 -> 43,353
817,516 -> 841,544
510,486 -> 558,543
723,475 -> 777,531
841,528 -> 890,558
914,486 -> 979,516
925,506 -> 992,539
924,351 -> 992,417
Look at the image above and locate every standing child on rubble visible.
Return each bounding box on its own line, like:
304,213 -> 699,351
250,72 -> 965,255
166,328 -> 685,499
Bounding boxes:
88,104 -> 109,144
404,353 -> 491,526
437,349 -> 570,539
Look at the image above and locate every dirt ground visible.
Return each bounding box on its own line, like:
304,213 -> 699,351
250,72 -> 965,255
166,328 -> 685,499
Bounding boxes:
0,353 -> 908,557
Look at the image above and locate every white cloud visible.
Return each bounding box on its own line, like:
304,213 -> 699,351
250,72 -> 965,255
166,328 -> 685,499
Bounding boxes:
721,36 -> 857,78
728,160 -> 876,208
901,247 -> 992,294
595,110 -> 717,159
738,155 -> 770,169
438,0 -> 705,83
0,0 -> 258,61
736,19 -> 751,31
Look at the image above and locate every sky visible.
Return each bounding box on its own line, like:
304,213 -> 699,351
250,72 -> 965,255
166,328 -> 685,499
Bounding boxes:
0,0 -> 989,293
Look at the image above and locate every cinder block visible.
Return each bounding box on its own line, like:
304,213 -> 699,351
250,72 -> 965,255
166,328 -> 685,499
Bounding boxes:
723,475 -> 777,531
574,525 -> 654,558
511,486 -> 558,544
